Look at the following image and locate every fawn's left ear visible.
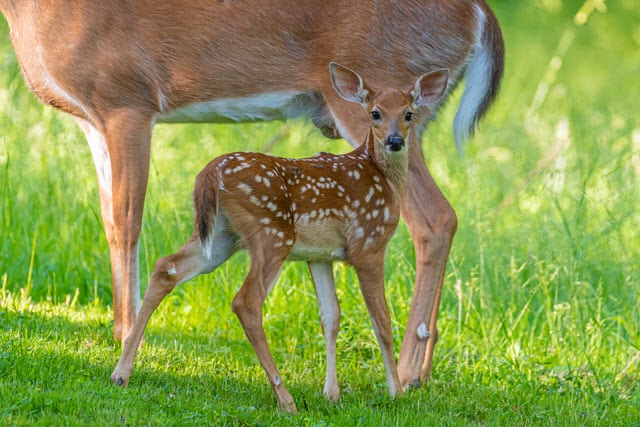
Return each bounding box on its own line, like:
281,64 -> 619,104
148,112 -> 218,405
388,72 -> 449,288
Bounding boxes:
329,62 -> 371,105
412,68 -> 450,108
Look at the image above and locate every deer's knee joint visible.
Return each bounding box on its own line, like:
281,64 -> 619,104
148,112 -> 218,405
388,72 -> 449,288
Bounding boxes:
411,204 -> 457,255
149,257 -> 180,293
231,294 -> 261,325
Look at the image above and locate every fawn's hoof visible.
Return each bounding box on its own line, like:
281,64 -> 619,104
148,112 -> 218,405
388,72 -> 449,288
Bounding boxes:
278,399 -> 298,414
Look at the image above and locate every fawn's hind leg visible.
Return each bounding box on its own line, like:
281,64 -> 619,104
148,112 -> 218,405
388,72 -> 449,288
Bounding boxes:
111,223 -> 236,386
308,261 -> 341,401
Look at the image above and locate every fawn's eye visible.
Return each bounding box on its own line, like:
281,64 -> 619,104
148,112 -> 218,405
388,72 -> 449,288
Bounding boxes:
371,110 -> 381,120
405,111 -> 413,121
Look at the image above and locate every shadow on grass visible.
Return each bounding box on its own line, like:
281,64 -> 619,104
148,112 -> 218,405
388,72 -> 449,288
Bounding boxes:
0,306 -> 350,424
2,306 -> 639,425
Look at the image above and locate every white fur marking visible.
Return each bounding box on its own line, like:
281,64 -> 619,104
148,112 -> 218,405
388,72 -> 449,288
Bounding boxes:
158,91 -> 314,123
365,187 -> 375,203
453,4 -> 490,151
417,322 -> 431,340
237,183 -> 252,194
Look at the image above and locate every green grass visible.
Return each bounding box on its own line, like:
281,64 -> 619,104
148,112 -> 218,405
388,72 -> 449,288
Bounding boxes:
1,0 -> 640,425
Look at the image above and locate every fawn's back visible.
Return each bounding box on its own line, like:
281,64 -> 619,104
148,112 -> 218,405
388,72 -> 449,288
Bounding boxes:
195,145 -> 402,264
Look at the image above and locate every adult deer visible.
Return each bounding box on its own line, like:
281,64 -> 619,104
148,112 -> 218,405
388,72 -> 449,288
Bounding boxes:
111,63 -> 451,412
0,1 -> 504,388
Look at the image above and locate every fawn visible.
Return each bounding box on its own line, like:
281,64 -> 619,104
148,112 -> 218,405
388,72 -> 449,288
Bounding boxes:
110,62 -> 449,413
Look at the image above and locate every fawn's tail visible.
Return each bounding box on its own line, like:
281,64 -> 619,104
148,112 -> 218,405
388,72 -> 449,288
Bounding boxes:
193,167 -> 219,260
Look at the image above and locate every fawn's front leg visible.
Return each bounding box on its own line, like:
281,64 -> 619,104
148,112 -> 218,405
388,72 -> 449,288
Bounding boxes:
353,254 -> 402,399
231,246 -> 297,413
308,261 -> 341,401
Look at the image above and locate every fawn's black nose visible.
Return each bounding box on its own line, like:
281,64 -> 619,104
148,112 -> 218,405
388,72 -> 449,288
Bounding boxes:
386,135 -> 405,152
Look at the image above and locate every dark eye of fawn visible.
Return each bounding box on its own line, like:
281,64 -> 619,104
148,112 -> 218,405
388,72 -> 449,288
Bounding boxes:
405,111 -> 413,121
371,110 -> 381,120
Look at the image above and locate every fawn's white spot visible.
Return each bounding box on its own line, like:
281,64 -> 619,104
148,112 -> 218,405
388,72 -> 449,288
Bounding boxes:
364,237 -> 374,249
365,187 -> 375,203
237,183 -> 252,194
167,268 -> 177,276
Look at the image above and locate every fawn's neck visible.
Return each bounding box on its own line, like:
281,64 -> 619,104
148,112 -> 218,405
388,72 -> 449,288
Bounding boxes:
364,131 -> 410,199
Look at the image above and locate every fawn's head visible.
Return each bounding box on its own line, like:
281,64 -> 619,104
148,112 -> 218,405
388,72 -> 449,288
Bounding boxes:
329,62 -> 449,154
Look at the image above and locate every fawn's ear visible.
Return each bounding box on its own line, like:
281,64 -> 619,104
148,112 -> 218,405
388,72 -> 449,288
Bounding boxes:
329,62 -> 371,105
412,68 -> 450,107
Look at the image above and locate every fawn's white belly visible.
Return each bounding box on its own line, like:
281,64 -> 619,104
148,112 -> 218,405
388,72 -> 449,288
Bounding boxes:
288,243 -> 347,262
288,220 -> 347,262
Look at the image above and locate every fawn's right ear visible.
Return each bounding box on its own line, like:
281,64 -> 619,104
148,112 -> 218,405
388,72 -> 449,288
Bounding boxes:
329,62 -> 371,105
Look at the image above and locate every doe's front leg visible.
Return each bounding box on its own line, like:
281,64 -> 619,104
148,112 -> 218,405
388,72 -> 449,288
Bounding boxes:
396,140 -> 457,388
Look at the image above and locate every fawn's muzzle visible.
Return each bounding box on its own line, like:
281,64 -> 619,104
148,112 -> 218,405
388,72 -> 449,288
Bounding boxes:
386,135 -> 405,152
